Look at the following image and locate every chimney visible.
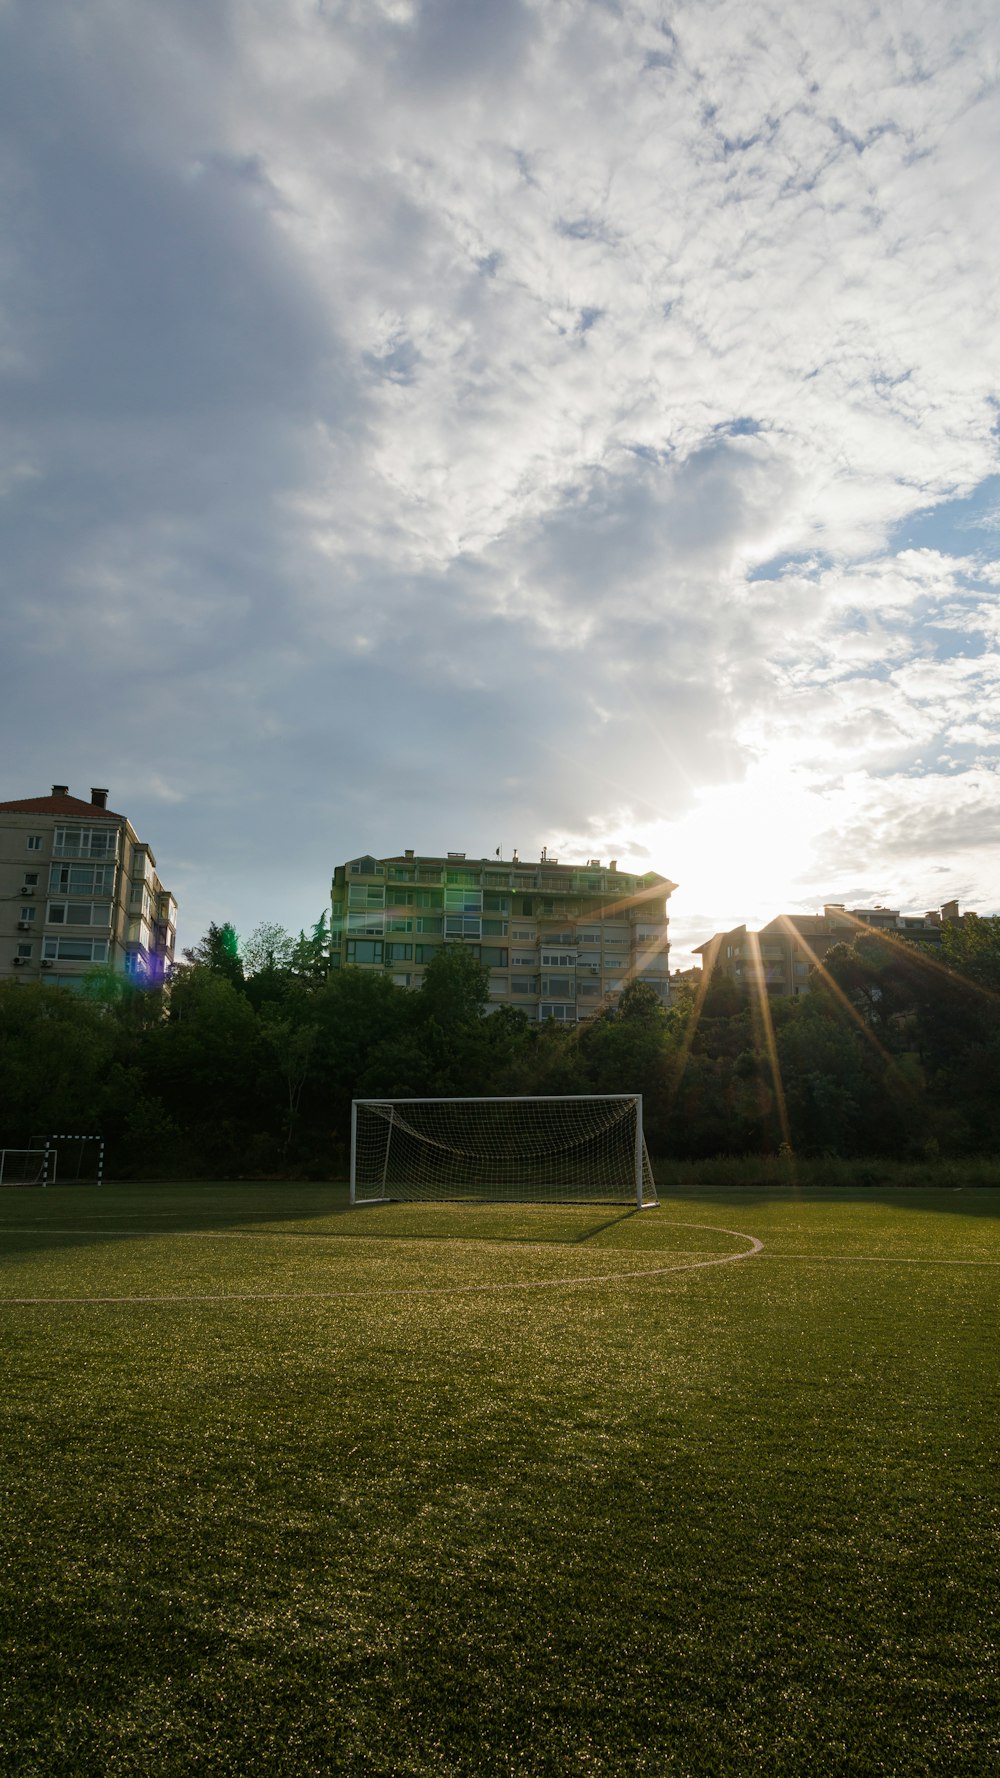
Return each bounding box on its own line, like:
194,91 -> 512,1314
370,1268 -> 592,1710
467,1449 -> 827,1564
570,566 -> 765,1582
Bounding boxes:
609,859 -> 618,872
405,849 -> 414,859
51,783 -> 69,796
90,787 -> 109,809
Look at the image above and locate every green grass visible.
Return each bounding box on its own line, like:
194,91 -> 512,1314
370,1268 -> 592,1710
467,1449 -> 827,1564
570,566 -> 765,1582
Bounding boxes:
1,1183 -> 998,1776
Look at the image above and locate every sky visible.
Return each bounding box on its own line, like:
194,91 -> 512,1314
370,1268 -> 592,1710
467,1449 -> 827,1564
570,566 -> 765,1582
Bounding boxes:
2,0 -> 999,969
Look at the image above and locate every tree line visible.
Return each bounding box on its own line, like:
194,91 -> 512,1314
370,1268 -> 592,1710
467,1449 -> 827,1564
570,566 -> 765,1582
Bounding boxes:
2,914 -> 999,1178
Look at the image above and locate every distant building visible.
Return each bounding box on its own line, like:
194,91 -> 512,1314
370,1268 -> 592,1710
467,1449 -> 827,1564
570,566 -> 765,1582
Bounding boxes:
693,901 -> 965,998
0,785 -> 176,990
331,849 -> 676,1021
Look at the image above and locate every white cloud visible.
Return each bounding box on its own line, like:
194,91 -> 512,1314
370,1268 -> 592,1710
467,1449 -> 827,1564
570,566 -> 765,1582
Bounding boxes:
0,0 -> 998,959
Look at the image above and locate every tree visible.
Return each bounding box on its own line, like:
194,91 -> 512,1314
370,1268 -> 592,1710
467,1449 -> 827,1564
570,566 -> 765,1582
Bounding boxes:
186,921 -> 244,987
242,922 -> 295,977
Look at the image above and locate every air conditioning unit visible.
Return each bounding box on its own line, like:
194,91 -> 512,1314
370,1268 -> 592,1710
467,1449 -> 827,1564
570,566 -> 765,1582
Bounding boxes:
41,960 -> 53,969
12,957 -> 26,967
17,920 -> 33,931
20,886 -> 35,896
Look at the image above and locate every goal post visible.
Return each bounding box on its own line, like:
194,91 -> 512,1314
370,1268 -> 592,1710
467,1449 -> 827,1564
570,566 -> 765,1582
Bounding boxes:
0,1148 -> 52,1187
350,1095 -> 657,1207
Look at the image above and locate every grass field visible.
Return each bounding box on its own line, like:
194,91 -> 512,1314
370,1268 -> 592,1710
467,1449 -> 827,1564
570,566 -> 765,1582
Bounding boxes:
1,1183 -> 998,1777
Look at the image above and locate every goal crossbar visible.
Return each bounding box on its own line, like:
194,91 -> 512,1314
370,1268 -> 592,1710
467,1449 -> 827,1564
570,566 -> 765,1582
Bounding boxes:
350,1095 -> 657,1207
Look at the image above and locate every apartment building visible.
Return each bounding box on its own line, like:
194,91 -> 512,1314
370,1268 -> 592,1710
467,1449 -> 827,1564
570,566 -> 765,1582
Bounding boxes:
331,849 -> 676,1021
0,785 -> 177,990
694,901 -> 966,998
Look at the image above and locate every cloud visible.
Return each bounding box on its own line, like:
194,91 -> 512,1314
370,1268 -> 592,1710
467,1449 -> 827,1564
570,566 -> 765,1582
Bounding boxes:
0,0 -> 998,960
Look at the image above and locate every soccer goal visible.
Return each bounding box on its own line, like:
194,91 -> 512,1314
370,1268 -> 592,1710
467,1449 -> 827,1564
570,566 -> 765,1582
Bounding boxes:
0,1148 -> 50,1187
30,1135 -> 105,1187
350,1095 -> 657,1207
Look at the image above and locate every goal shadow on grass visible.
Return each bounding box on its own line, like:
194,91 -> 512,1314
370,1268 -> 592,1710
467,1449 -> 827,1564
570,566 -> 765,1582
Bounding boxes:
0,1188 -> 647,1263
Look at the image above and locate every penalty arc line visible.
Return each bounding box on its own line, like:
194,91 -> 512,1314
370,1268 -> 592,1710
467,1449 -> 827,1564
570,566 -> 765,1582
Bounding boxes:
0,1223 -> 763,1305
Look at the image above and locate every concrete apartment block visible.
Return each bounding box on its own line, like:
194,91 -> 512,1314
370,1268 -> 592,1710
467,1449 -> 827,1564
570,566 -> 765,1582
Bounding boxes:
0,785 -> 176,991
331,849 -> 677,1022
694,900 -> 966,997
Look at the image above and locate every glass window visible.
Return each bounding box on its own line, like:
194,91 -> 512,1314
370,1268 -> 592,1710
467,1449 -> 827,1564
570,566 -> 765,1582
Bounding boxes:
19,906 -> 37,923
387,916 -> 414,933
27,836 -> 42,851
386,943 -> 413,962
415,944 -> 439,964
483,893 -> 509,913
446,870 -> 480,887
16,943 -> 32,958
42,938 -> 109,961
541,975 -> 574,999
445,916 -> 481,937
22,872 -> 39,886
481,948 -> 508,968
445,888 -> 482,913
345,940 -> 383,964
511,977 -> 535,995
415,916 -> 442,935
415,889 -> 442,908
482,919 -> 508,937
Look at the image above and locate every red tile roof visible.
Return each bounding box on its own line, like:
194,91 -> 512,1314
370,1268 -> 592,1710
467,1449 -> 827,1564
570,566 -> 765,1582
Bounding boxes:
0,794 -> 122,820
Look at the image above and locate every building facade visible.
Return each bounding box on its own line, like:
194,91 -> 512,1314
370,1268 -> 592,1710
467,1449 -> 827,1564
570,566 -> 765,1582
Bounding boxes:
331,850 -> 676,1021
694,901 -> 965,997
0,785 -> 177,991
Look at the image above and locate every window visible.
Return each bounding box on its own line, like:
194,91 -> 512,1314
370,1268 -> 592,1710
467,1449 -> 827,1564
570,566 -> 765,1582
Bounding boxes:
42,937 -> 109,962
47,902 -> 110,927
540,1004 -> 575,1022
345,939 -> 383,964
27,835 -> 42,851
349,857 -> 381,876
22,872 -> 38,887
511,928 -> 534,942
481,947 -> 508,968
541,951 -> 575,968
415,916 -> 442,935
578,979 -> 600,997
53,827 -> 116,858
445,888 -> 482,914
483,893 -> 509,913
415,944 -> 439,964
49,863 -> 115,895
19,906 -> 37,924
445,916 -> 481,938
346,911 -> 384,936
446,869 -> 480,887
387,891 -> 415,908
577,930 -> 601,945
388,867 -> 414,882
541,975 -> 574,999
519,897 -> 534,914
482,919 -> 508,937
511,952 -> 536,967
415,889 -> 442,909
387,916 -> 414,933
16,943 -> 32,959
795,962 -> 809,977
348,883 -> 385,908
386,942 -> 413,962
511,977 -> 535,995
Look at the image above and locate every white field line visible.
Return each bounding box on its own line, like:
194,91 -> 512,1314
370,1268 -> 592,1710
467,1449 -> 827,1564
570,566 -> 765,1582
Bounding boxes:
0,1223 -> 763,1304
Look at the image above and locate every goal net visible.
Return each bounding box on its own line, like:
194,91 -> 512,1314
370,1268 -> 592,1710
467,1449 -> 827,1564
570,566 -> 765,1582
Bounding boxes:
0,1148 -> 50,1187
30,1136 -> 105,1186
351,1095 -> 657,1207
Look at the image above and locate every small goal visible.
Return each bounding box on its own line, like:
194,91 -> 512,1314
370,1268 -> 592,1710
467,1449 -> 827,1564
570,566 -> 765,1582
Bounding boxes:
0,1148 -> 50,1187
350,1095 -> 657,1207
